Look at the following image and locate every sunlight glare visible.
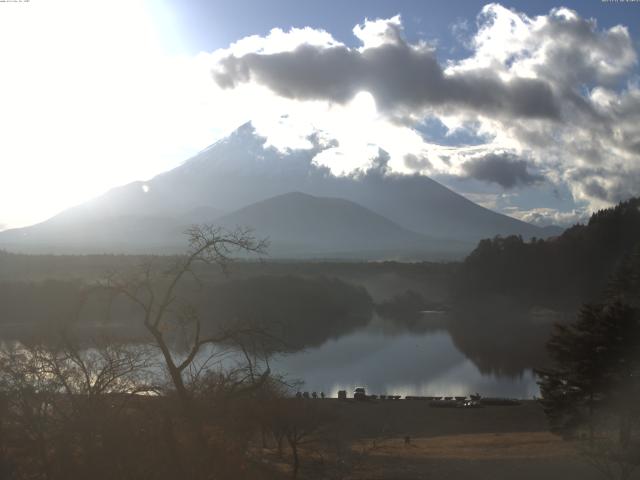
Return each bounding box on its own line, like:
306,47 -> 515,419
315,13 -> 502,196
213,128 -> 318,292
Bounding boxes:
0,0 -> 202,228
350,91 -> 378,119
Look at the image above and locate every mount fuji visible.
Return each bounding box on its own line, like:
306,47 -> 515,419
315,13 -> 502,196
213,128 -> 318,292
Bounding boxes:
0,123 -> 561,258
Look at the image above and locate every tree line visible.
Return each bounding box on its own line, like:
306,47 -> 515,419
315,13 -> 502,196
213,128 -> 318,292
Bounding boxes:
454,198 -> 640,310
0,273 -> 373,352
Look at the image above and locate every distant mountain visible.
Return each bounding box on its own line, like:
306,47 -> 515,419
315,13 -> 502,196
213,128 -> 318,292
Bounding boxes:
0,122 -> 560,257
0,214 -> 186,254
0,205 -> 224,254
0,192 -> 470,258
145,123 -> 558,240
216,192 -> 471,259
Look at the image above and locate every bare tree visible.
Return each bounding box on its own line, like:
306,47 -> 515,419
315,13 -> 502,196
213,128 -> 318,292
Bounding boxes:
0,335 -> 157,480
93,224 -> 274,480
103,225 -> 268,414
263,397 -> 334,478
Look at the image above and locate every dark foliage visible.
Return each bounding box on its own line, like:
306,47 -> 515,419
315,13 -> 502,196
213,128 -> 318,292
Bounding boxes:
537,302 -> 640,438
203,275 -> 373,351
536,249 -> 640,479
454,198 -> 640,309
0,275 -> 373,352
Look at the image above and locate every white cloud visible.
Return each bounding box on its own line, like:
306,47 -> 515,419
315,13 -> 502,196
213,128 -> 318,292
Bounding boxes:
505,207 -> 589,227
2,3 -> 639,229
209,6 -> 640,217
353,14 -> 403,50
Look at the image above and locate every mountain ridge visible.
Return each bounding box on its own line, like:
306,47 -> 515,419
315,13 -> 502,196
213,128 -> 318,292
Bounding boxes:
0,122 -> 562,257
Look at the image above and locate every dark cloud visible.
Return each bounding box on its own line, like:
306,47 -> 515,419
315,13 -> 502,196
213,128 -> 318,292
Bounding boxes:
404,153 -> 431,170
566,166 -> 633,204
214,40 -> 561,121
462,153 -> 544,189
584,180 -> 608,201
362,148 -> 391,175
570,169 -> 640,204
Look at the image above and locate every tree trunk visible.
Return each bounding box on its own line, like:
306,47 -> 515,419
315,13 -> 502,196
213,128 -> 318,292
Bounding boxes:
287,434 -> 300,479
151,328 -> 208,473
150,328 -> 191,414
291,442 -> 299,479
36,427 -> 52,480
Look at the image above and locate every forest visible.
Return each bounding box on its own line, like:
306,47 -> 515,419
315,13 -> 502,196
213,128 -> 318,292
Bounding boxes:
453,198 -> 640,310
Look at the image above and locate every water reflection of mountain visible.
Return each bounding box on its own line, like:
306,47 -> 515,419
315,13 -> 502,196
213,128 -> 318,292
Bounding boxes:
271,315 -> 540,398
371,308 -> 553,377
373,290 -> 556,376
0,261 -> 560,381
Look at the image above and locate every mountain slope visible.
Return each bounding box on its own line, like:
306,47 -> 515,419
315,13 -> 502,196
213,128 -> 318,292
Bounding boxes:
0,122 -> 558,255
0,192 -> 471,258
216,192 -> 471,258
0,205 -> 224,254
0,214 -> 187,254
144,123 -> 552,241
96,122 -> 554,241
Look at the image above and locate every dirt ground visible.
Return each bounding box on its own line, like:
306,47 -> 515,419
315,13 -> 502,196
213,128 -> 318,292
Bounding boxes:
283,400 -> 638,480
351,432 -> 598,480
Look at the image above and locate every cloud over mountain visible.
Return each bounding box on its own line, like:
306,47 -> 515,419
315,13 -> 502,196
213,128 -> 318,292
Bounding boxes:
1,3 -> 637,231
208,4 -> 640,222
462,153 -> 544,189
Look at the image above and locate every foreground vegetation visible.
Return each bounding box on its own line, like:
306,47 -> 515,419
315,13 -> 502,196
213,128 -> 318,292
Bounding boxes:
0,199 -> 640,478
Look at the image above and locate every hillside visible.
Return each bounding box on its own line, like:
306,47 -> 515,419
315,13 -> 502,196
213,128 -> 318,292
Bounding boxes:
453,197 -> 640,309
216,192 -> 471,259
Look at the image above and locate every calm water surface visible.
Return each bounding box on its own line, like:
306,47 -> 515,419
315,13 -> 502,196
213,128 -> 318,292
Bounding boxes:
0,314 -> 540,399
271,316 -> 539,399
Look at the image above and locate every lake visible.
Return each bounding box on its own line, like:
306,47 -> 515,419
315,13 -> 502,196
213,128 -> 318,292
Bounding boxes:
270,315 -> 540,399
0,312 -> 544,400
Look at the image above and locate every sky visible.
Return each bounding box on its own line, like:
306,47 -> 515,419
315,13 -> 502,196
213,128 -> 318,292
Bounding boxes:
1,0 -> 640,230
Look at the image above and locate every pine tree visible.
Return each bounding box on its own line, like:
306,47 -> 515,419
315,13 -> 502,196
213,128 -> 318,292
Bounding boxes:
537,302 -> 640,441
536,248 -> 640,479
